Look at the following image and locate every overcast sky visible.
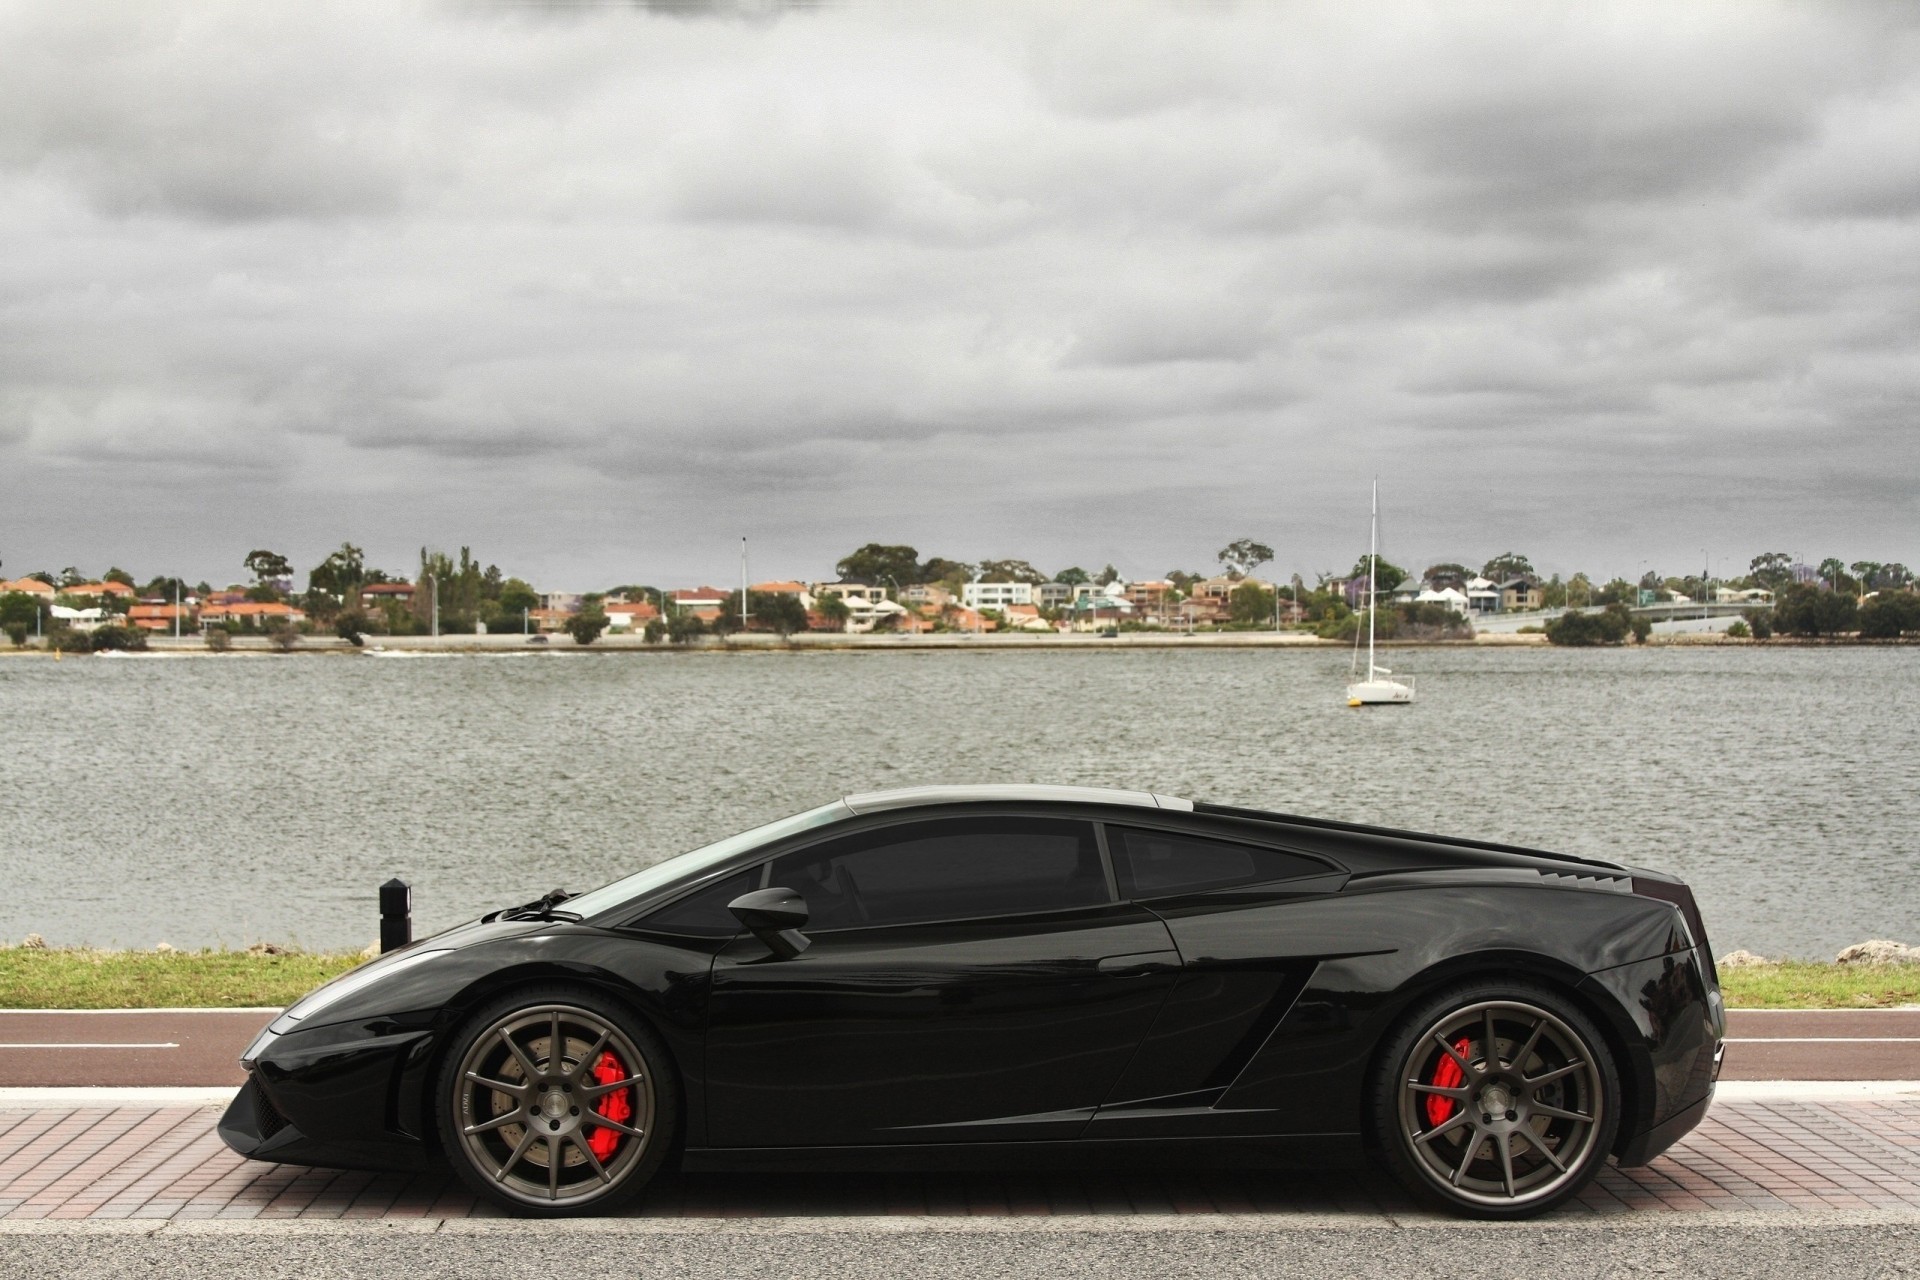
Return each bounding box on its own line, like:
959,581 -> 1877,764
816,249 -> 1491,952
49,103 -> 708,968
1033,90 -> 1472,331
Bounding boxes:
2,0 -> 1916,590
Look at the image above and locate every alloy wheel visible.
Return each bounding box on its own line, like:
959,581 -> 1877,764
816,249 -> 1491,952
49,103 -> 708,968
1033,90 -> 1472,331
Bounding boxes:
1395,999 -> 1605,1209
452,1002 -> 656,1207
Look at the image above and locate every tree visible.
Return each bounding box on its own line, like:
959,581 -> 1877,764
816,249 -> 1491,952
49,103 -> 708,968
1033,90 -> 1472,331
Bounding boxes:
495,578 -> 539,617
1545,606 -> 1632,647
244,550 -> 291,588
975,559 -> 1046,584
1858,593 -> 1920,638
1593,578 -> 1636,607
920,558 -> 972,591
307,543 -> 367,617
4,623 -> 24,648
566,609 -> 610,646
1229,582 -> 1276,625
1423,563 -> 1471,590
1774,583 -> 1857,636
1818,558 -> 1848,592
1347,555 -> 1408,595
1742,608 -> 1773,641
1749,552 -> 1793,592
1849,562 -> 1883,599
1055,566 -> 1090,586
665,612 -> 705,644
1217,538 -> 1274,579
1482,553 -> 1536,580
0,592 -> 38,631
835,544 -> 921,586
1094,564 -> 1120,586
1877,563 -> 1913,590
335,612 -> 369,646
815,595 -> 851,630
758,592 -> 808,637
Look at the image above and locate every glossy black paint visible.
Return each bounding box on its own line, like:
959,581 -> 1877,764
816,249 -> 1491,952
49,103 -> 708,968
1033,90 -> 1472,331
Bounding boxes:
221,798 -> 1725,1180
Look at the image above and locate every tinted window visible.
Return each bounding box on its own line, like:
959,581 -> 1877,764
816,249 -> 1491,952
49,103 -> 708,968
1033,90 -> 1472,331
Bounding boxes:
767,817 -> 1108,930
635,870 -> 755,937
1110,827 -> 1325,899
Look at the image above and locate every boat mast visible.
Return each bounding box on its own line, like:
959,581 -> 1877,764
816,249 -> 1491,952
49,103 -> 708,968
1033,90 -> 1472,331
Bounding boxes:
1367,478 -> 1378,681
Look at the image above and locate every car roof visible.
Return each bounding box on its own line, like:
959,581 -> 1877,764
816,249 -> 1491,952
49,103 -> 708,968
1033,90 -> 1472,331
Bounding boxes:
842,784 -> 1194,815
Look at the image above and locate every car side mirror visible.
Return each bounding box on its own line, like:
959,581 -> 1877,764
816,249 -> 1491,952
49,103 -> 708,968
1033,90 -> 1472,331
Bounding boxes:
728,887 -> 810,960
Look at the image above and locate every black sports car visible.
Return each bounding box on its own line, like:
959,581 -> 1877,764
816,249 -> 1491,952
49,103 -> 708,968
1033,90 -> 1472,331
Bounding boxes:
221,785 -> 1724,1218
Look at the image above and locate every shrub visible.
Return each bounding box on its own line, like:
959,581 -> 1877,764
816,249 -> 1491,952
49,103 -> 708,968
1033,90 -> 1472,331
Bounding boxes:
4,623 -> 25,648
566,610 -> 610,646
1858,592 -> 1920,639
204,628 -> 231,652
1743,608 -> 1773,641
335,612 -> 369,647
1726,620 -> 1750,639
267,625 -> 300,653
1773,583 -> 1858,636
48,629 -> 91,653
1545,609 -> 1630,646
88,625 -> 146,652
1629,616 -> 1652,644
642,618 -> 665,644
666,613 -> 705,645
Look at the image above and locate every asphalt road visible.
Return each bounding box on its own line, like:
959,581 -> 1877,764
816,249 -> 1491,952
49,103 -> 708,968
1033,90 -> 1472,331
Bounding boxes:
3,1008 -> 1916,1087
0,1216 -> 1916,1280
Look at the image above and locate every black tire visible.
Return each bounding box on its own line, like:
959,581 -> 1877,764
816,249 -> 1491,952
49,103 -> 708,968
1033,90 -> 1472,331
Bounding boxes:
1370,980 -> 1621,1218
434,983 -> 678,1216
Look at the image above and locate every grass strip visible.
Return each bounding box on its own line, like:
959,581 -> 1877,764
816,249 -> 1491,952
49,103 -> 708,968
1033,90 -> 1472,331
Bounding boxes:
1716,961 -> 1920,1010
0,947 -> 1915,1010
0,947 -> 365,1009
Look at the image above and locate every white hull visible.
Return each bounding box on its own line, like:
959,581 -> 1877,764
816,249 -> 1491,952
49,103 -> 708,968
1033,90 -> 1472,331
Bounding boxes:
1347,678 -> 1414,706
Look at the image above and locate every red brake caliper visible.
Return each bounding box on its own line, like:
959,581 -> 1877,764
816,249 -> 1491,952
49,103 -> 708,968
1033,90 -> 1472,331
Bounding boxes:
589,1051 -> 631,1161
1425,1037 -> 1472,1128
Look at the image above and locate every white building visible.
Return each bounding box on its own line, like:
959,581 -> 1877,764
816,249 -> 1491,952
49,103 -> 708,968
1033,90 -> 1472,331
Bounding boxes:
962,581 -> 1035,611
1464,577 -> 1501,614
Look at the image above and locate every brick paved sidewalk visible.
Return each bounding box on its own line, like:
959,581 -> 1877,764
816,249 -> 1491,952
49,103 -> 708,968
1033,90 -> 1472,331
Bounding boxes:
3,1099 -> 1919,1223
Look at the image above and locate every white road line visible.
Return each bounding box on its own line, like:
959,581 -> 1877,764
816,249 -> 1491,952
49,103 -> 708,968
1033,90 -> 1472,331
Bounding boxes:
0,1087 -> 235,1108
1727,1037 -> 1920,1044
0,1042 -> 179,1049
0,1008 -> 281,1015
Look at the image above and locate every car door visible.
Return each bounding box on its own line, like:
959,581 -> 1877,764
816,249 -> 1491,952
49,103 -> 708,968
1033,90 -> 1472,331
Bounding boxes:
703,814 -> 1180,1149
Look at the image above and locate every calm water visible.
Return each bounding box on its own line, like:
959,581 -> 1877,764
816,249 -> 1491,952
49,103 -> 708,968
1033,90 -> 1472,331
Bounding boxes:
1,646 -> 1914,958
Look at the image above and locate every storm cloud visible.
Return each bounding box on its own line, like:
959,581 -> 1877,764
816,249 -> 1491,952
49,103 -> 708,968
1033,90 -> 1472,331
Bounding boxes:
1,0 -> 1916,588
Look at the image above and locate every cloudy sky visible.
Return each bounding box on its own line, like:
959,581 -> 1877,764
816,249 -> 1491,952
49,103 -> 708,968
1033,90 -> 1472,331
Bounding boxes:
2,0 -> 1916,590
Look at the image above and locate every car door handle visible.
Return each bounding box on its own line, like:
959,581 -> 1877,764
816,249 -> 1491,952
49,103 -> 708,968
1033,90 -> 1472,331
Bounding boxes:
1097,950 -> 1181,977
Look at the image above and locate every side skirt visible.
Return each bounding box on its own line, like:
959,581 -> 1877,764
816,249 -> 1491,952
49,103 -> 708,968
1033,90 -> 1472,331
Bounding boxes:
682,1133 -> 1363,1175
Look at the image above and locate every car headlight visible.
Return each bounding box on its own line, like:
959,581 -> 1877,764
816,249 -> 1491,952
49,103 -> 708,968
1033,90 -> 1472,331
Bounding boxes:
279,948 -> 453,1025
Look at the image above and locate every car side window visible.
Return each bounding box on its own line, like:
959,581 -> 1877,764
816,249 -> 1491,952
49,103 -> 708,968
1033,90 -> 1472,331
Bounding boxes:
766,817 -> 1108,931
1109,827 -> 1326,899
633,870 -> 756,937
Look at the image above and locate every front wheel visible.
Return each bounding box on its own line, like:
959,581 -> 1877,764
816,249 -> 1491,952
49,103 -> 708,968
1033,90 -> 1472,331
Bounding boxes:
435,985 -> 677,1215
1371,982 -> 1621,1217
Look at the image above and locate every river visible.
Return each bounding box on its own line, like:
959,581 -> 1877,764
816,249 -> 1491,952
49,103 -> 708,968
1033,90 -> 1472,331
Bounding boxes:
1,645 -> 1913,957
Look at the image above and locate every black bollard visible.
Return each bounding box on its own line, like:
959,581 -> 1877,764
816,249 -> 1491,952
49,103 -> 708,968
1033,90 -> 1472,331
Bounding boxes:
379,878 -> 412,954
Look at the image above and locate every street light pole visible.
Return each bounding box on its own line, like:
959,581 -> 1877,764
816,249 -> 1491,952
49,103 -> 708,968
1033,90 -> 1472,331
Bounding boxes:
427,574 -> 439,638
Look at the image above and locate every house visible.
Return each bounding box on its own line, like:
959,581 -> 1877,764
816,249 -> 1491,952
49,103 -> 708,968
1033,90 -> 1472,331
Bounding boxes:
362,583 -> 415,606
198,600 -> 305,627
1499,577 -> 1544,612
49,604 -> 107,631
944,606 -> 998,633
1464,577 -> 1501,614
605,601 -> 660,631
1123,580 -> 1175,613
1035,582 -> 1074,610
0,578 -> 55,598
750,580 -> 813,606
670,587 -> 729,620
1002,603 -> 1053,632
127,603 -> 194,632
1067,595 -> 1134,631
811,582 -> 888,605
961,581 -> 1034,611
1414,586 -> 1471,613
541,592 -> 584,616
62,582 -> 136,601
1715,586 -> 1774,604
903,583 -> 953,609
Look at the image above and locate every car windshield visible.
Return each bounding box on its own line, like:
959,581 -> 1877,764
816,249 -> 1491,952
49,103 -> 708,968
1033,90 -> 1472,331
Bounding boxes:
558,800 -> 852,920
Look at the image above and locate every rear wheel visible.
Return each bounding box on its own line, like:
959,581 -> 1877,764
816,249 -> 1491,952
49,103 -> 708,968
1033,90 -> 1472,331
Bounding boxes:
436,985 -> 676,1215
1371,982 -> 1620,1217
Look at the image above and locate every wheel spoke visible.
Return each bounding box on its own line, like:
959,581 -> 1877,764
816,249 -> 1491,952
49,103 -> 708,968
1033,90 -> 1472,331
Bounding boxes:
1406,1082 -> 1472,1099
1482,1008 -> 1501,1070
1513,1017 -> 1549,1072
1525,1060 -> 1586,1088
500,1029 -> 541,1082
571,1028 -> 613,1081
1493,1130 -> 1515,1197
1517,1127 -> 1570,1173
570,1134 -> 611,1183
495,1126 -> 538,1183
1532,1102 -> 1592,1123
546,1136 -> 561,1199
549,1011 -> 565,1073
465,1070 -> 529,1098
580,1077 -> 638,1101
1449,1129 -> 1484,1186
1433,1032 -> 1474,1074
463,1111 -> 521,1136
581,1112 -> 644,1139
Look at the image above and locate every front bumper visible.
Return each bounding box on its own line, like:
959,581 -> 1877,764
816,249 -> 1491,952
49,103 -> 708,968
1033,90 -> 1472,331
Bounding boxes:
219,1074 -> 429,1173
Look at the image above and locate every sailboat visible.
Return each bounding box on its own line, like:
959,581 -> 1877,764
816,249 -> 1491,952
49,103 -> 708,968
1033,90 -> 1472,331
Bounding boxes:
1347,481 -> 1415,707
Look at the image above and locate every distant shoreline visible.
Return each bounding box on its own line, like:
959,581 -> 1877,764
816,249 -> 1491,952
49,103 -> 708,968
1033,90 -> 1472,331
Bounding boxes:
4,631 -> 1914,656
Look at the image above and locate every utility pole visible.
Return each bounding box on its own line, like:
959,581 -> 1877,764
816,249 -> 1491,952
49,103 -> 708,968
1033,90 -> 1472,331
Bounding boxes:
740,536 -> 749,632
428,574 -> 439,638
